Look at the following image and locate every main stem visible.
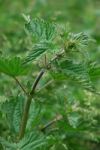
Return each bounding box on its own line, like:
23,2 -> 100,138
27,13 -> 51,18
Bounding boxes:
18,69 -> 45,140
18,49 -> 65,140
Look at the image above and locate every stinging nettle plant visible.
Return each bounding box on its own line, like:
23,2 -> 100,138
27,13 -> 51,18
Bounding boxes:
0,17 -> 100,150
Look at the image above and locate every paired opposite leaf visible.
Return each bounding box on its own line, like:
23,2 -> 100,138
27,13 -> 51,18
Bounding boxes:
0,57 -> 30,77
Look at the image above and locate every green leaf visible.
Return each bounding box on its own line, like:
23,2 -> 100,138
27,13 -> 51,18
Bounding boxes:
25,18 -> 56,41
0,132 -> 47,150
0,95 -> 24,133
51,59 -> 96,92
0,137 -> 17,150
0,57 -> 30,77
88,61 -> 100,80
68,112 -> 81,128
24,41 -> 55,63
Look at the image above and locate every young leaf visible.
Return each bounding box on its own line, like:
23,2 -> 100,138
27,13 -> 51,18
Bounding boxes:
25,18 -> 56,41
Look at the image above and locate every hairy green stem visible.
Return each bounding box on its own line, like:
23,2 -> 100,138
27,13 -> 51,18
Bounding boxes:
18,69 -> 45,140
18,50 -> 64,140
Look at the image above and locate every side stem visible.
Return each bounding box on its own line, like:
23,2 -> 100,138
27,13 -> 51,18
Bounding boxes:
14,77 -> 28,96
41,115 -> 62,132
